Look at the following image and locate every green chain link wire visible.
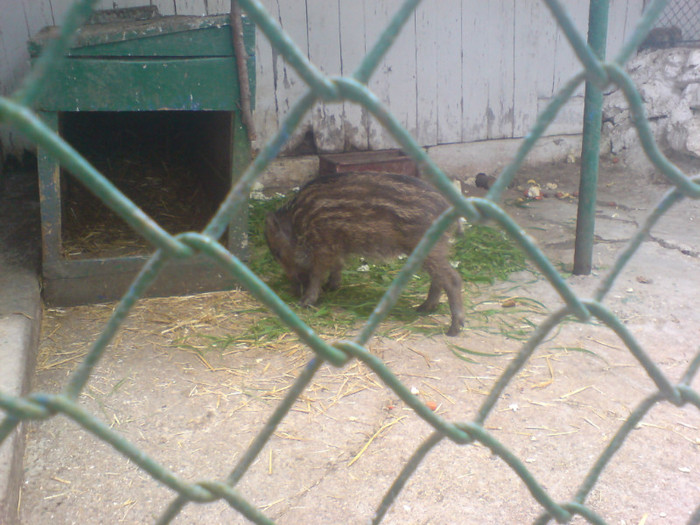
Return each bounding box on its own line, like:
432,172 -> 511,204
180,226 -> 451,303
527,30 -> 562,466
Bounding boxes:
2,0 -> 700,523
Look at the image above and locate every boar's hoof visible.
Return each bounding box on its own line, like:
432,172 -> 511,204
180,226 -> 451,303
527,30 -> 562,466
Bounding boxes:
415,301 -> 438,314
323,280 -> 341,292
299,292 -> 320,308
446,321 -> 463,337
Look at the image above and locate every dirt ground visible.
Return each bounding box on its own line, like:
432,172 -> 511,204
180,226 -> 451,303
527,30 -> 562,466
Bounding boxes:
19,159 -> 700,524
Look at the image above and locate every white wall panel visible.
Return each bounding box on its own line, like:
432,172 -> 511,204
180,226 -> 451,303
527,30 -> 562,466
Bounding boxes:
338,0 -> 369,150
461,0 -> 495,141
365,0 -> 409,150
307,0 -> 344,152
434,0 -> 462,144
414,1 -> 438,146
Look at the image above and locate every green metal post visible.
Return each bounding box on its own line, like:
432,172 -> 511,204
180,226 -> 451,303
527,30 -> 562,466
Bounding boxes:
573,0 -> 610,275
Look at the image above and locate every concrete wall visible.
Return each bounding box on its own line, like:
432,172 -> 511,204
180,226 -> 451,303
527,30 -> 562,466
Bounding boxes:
603,46 -> 700,176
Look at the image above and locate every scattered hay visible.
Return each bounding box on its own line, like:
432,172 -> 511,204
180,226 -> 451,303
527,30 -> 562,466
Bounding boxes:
62,154 -> 216,259
347,416 -> 407,467
39,188 -> 543,395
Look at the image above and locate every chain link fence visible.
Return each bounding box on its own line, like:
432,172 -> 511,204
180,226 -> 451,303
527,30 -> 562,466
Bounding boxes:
646,0 -> 700,43
2,0 -> 700,523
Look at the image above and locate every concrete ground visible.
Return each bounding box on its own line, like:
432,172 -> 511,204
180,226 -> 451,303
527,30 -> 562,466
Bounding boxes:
2,145 -> 700,523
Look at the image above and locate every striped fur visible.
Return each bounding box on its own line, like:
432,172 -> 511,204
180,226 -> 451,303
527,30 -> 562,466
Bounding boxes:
265,172 -> 464,335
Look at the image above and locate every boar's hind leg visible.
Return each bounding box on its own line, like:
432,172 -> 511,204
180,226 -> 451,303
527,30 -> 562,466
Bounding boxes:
443,267 -> 465,336
421,255 -> 465,336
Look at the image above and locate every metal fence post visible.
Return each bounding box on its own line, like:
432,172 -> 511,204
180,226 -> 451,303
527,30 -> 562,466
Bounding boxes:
573,0 -> 610,275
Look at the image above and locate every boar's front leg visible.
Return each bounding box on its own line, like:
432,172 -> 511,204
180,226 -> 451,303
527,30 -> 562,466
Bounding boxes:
299,274 -> 322,307
299,253 -> 337,307
325,262 -> 343,291
416,280 -> 442,313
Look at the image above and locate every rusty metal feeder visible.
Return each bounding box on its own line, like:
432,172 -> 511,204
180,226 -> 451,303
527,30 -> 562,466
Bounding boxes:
319,149 -> 419,177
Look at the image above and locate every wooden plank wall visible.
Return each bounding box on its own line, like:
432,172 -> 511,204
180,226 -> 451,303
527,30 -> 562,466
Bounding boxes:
1,0 -> 645,156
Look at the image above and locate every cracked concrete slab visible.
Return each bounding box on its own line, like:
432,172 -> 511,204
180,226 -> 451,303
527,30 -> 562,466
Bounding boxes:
503,161 -> 700,272
0,170 -> 41,525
